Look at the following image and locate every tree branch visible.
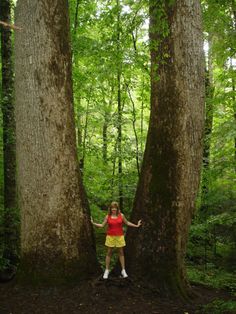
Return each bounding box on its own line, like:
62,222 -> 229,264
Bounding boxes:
0,20 -> 22,30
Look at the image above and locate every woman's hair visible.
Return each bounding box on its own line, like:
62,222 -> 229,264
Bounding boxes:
108,201 -> 120,216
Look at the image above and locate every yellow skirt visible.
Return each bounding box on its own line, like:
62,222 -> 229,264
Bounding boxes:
105,235 -> 126,248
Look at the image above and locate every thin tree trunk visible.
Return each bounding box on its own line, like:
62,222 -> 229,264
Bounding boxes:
117,71 -> 123,210
111,139 -> 118,199
140,77 -> 144,156
81,95 -> 91,173
72,0 -> 82,165
102,83 -> 113,164
14,0 -> 100,284
0,0 -> 18,267
126,84 -> 140,176
76,96 -> 82,149
116,0 -> 123,211
103,111 -> 108,164
200,37 -> 214,213
231,58 -> 236,172
125,0 -> 204,297
230,3 -> 236,171
73,0 -> 80,34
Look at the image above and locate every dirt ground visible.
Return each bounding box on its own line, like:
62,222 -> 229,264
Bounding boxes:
0,275 -> 235,314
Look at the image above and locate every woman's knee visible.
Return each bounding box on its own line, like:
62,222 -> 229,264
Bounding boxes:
118,248 -> 124,256
107,248 -> 113,257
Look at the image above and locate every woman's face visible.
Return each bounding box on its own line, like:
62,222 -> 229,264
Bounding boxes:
111,206 -> 118,214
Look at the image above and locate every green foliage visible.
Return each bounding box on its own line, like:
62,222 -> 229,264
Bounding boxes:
0,84 -> 4,271
189,2 -> 236,294
0,109 -> 3,208
188,211 -> 236,272
187,265 -> 236,293
199,299 -> 236,314
0,0 -> 235,289
201,0 -> 236,206
0,205 -> 20,272
69,0 -> 150,210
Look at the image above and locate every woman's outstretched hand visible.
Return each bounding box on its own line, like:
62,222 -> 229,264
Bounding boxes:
90,216 -> 94,224
137,220 -> 142,227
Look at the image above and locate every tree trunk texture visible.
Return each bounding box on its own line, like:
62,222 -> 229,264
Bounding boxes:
125,0 -> 204,297
0,0 -> 18,265
14,0 -> 100,284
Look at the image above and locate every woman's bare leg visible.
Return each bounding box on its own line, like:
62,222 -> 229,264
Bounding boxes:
118,247 -> 128,277
105,247 -> 113,270
118,247 -> 125,270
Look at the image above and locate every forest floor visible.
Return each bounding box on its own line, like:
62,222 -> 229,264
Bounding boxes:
0,275 -> 235,314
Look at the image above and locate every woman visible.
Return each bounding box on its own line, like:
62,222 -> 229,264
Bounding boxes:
91,201 -> 142,279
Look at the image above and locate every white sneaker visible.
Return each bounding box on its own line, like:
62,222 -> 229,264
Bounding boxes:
103,269 -> 109,279
121,269 -> 128,278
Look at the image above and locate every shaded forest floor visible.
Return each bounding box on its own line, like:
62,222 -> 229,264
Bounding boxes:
0,275 -> 235,314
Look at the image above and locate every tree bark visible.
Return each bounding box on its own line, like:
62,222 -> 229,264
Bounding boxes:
125,0 -> 204,297
0,0 -> 18,266
14,0 -> 100,284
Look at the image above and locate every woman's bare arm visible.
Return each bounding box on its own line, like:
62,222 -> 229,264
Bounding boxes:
91,215 -> 108,228
122,214 -> 142,228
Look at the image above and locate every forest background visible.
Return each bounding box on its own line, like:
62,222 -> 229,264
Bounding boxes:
0,0 -> 235,313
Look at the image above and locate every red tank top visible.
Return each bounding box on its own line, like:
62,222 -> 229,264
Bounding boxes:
107,214 -> 124,236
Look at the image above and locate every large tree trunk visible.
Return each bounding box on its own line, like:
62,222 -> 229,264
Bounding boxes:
0,0 -> 18,266
14,0 -> 100,284
125,0 -> 204,297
